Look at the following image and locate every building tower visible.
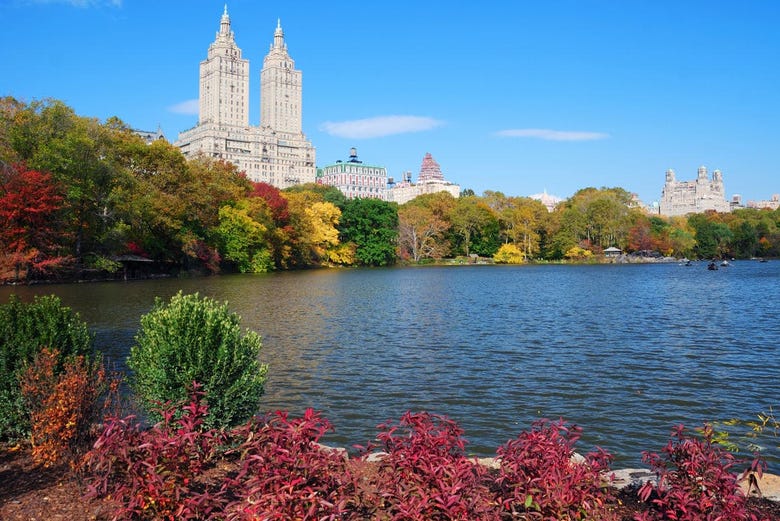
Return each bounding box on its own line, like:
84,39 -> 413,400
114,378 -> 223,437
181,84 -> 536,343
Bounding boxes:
260,20 -> 302,134
659,165 -> 730,216
199,5 -> 249,127
418,152 -> 446,183
175,8 -> 316,189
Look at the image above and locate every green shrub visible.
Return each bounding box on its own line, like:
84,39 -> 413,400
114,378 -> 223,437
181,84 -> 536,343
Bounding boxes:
0,295 -> 94,441
128,292 -> 267,429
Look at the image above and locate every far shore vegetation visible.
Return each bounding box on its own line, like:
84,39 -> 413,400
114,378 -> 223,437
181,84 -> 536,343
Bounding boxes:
2,96 -> 779,284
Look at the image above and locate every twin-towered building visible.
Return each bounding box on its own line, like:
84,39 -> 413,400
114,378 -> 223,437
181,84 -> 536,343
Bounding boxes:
175,7 -> 316,188
175,7 -> 459,202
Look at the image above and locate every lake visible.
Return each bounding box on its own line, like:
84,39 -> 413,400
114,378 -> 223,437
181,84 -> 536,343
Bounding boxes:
2,261 -> 778,466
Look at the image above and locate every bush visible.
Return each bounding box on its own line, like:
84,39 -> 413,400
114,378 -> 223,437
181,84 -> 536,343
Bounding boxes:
0,294 -> 94,441
225,408 -> 355,520
493,243 -> 525,264
128,292 -> 267,429
636,424 -> 765,521
83,385 -> 228,520
19,347 -> 109,467
367,411 -> 499,520
495,418 -> 616,520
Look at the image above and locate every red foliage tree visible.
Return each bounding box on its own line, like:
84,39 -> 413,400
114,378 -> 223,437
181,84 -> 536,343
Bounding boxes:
628,219 -> 655,252
250,181 -> 289,224
0,162 -> 69,281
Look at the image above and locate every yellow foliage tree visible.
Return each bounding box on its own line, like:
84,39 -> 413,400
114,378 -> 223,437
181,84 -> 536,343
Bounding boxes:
493,243 -> 525,264
564,245 -> 594,260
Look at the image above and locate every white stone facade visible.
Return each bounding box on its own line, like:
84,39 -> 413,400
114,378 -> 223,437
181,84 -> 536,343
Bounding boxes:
659,166 -> 731,216
198,6 -> 249,128
747,194 -> 780,210
318,148 -> 388,200
176,8 -> 315,189
261,21 -> 302,135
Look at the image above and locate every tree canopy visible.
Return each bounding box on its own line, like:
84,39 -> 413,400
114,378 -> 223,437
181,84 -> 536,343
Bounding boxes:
2,96 -> 779,282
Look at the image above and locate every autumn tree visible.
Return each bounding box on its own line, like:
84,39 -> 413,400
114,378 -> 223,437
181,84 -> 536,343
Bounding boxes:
284,182 -> 347,208
500,197 -> 548,259
627,215 -> 654,253
551,187 -> 638,255
493,243 -> 524,264
247,183 -> 295,268
0,162 -> 69,281
283,189 -> 348,267
397,204 -> 450,261
667,216 -> 697,258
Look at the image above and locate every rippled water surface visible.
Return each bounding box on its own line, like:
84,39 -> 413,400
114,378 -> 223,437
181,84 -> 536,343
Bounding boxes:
3,262 -> 778,465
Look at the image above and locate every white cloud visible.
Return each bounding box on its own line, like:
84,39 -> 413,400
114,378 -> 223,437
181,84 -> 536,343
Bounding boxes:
319,115 -> 444,139
167,99 -> 199,116
495,128 -> 609,141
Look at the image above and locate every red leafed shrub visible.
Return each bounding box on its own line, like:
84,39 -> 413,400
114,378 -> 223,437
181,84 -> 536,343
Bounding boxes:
495,418 -> 616,520
82,384 -> 227,520
19,347 -> 107,467
367,411 -> 499,520
224,408 -> 354,520
635,424 -> 766,521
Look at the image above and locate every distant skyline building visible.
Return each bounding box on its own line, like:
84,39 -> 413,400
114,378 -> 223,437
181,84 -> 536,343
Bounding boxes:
659,165 -> 731,216
133,126 -> 165,145
529,190 -> 562,212
317,148 -> 388,200
387,153 -> 460,204
747,194 -> 780,210
175,7 -> 315,188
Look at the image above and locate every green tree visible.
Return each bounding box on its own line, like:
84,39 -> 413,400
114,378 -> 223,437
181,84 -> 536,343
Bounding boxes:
339,198 -> 399,266
128,292 -> 267,429
730,220 -> 758,259
450,196 -> 500,257
689,213 -> 733,259
551,187 -> 638,254
0,295 -> 94,441
215,201 -> 273,273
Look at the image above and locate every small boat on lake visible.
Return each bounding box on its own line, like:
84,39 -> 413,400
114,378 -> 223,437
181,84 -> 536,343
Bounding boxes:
707,261 -> 718,271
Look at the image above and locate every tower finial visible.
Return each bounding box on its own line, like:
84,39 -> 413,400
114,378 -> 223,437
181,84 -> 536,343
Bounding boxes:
224,4 -> 228,16
277,18 -> 281,30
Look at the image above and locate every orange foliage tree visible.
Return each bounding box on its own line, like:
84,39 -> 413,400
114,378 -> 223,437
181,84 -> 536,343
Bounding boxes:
19,348 -> 109,467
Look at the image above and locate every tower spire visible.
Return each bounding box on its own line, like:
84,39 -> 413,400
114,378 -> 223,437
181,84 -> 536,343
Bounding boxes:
218,4 -> 232,39
273,18 -> 285,50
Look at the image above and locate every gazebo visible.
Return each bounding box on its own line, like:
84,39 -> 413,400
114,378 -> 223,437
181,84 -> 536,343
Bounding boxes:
604,247 -> 622,257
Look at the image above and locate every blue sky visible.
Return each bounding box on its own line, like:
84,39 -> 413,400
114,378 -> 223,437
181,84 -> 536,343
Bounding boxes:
2,0 -> 779,205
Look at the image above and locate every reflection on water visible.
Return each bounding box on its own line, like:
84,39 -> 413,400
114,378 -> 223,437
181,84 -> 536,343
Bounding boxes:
2,262 -> 778,466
